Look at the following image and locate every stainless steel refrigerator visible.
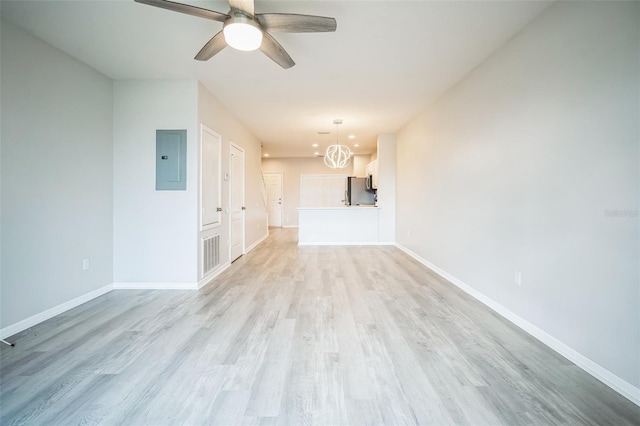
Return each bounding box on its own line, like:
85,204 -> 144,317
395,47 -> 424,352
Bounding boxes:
346,177 -> 375,206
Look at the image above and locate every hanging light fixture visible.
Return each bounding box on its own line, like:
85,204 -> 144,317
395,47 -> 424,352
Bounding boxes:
324,119 -> 352,169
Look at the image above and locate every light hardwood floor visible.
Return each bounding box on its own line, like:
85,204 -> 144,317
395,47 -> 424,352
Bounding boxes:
1,228 -> 639,425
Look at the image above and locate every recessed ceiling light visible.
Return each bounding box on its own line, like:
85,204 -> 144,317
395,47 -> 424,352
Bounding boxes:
348,134 -> 356,139
312,143 -> 319,147
354,144 -> 360,147
263,153 -> 269,157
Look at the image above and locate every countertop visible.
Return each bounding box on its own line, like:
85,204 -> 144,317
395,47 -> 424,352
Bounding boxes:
298,205 -> 378,210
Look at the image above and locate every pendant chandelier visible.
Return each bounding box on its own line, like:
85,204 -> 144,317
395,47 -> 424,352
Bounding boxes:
324,119 -> 352,169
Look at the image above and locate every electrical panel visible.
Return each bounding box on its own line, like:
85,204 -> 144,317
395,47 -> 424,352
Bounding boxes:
156,129 -> 187,190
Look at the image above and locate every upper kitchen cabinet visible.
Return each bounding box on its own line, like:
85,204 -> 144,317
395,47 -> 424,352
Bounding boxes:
366,159 -> 379,189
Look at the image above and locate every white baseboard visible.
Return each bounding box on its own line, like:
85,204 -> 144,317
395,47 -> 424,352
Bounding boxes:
198,262 -> 232,289
0,283 -> 114,340
245,232 -> 269,254
112,282 -> 198,290
395,243 -> 640,407
282,225 -> 299,228
298,241 -> 383,246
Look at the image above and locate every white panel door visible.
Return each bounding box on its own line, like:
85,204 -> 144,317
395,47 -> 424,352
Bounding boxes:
230,143 -> 245,262
264,172 -> 283,227
200,125 -> 221,229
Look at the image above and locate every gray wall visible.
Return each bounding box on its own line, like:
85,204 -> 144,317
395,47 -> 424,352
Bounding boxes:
1,20 -> 113,327
198,83 -> 268,264
397,1 -> 639,388
113,80 -> 199,284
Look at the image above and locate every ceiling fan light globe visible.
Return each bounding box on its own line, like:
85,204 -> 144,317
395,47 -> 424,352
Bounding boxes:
223,19 -> 263,51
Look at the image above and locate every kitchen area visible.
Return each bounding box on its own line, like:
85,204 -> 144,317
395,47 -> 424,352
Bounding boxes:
298,171 -> 379,244
262,134 -> 396,245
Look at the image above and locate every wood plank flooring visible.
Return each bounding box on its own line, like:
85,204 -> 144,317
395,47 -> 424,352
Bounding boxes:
1,228 -> 639,425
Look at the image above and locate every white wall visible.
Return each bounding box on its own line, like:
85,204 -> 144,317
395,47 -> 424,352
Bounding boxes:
113,80 -> 198,284
261,157 -> 354,227
377,134 -> 396,243
352,154 -> 370,178
396,1 -> 639,390
197,83 -> 267,269
1,20 -> 113,328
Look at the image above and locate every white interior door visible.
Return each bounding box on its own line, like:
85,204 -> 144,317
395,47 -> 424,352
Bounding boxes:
229,143 -> 245,262
264,172 -> 283,227
200,125 -> 221,229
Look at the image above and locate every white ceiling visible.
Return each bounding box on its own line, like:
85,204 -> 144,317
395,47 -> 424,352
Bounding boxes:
1,0 -> 551,157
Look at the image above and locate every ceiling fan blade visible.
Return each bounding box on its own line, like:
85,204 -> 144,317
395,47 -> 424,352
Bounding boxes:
260,32 -> 295,69
134,0 -> 228,23
194,31 -> 227,61
256,13 -> 337,33
228,0 -> 254,16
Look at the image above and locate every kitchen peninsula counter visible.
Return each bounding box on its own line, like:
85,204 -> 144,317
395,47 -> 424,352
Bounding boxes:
298,206 -> 380,245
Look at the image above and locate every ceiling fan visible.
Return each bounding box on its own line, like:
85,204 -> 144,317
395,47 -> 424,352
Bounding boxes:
134,0 -> 337,69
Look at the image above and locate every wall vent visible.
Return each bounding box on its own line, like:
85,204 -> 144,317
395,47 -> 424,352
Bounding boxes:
202,234 -> 220,277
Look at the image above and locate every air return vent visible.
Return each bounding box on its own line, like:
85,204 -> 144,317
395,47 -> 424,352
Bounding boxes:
202,234 -> 220,276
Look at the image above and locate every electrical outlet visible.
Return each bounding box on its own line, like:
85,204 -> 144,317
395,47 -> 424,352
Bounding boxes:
83,258 -> 90,271
514,271 -> 522,286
